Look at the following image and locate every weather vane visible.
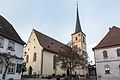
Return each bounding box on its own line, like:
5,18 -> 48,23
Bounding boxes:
76,0 -> 78,7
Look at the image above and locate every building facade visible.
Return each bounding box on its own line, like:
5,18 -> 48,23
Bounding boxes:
93,26 -> 120,80
0,15 -> 25,79
24,29 -> 70,76
24,3 -> 87,77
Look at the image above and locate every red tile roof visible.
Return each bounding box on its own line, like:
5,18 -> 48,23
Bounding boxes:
93,26 -> 120,50
34,29 -> 71,54
0,15 -> 25,45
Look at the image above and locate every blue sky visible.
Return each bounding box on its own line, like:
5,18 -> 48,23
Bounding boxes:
1,0 -> 120,64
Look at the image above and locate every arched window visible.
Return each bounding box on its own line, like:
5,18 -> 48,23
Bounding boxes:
26,55 -> 29,63
117,49 -> 120,57
33,53 -> 37,62
104,65 -> 110,74
103,51 -> 108,59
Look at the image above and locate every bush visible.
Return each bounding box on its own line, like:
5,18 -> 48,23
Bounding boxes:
47,75 -> 52,79
55,74 -> 62,78
62,74 -> 66,77
52,74 -> 55,77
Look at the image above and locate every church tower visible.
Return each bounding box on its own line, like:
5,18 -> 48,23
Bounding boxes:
71,2 -> 87,76
71,2 -> 86,55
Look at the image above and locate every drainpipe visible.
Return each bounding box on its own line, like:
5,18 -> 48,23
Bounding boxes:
41,50 -> 44,76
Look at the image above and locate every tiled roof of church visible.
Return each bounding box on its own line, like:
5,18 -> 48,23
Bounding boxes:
0,15 -> 25,45
34,29 -> 71,54
93,26 -> 120,50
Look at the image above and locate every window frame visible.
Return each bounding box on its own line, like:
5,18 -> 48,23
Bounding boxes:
33,53 -> 37,62
7,63 -> 15,74
103,51 -> 108,59
26,55 -> 29,63
8,40 -> 15,51
104,65 -> 110,74
117,49 -> 120,57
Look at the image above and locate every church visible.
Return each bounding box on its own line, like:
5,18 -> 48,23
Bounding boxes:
24,4 -> 87,77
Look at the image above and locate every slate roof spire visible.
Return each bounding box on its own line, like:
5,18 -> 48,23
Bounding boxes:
75,1 -> 82,33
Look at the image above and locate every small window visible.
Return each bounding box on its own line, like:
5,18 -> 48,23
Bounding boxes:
83,36 -> 86,43
53,55 -> 56,69
103,51 -> 108,59
48,46 -> 50,48
119,65 -> 120,71
0,37 -> 4,48
76,37 -> 78,41
104,65 -> 110,74
117,49 -> 120,57
7,63 -> 15,74
26,55 -> 29,63
8,40 -> 15,51
51,42 -> 53,44
33,53 -> 37,62
16,64 -> 22,73
75,45 -> 78,49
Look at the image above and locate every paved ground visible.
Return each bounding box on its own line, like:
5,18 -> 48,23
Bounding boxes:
21,77 -> 96,80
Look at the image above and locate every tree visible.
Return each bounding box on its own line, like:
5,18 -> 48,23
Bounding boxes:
0,52 -> 12,79
56,47 -> 88,77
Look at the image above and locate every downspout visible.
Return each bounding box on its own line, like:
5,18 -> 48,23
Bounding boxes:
41,49 -> 44,76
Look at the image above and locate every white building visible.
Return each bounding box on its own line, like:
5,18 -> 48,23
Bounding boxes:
93,26 -> 120,80
24,29 -> 70,76
0,15 -> 25,79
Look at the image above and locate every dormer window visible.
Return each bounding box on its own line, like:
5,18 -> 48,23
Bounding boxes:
48,46 -> 50,48
0,37 -> 4,48
8,40 -> 15,51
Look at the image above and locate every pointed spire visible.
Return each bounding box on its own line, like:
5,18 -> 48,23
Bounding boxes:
75,1 -> 82,33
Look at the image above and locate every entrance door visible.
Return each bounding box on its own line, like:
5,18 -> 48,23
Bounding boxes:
28,66 -> 32,76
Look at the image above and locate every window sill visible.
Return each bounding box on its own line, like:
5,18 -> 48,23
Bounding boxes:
7,73 -> 15,74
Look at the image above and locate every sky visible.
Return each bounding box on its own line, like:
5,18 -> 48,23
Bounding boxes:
1,0 -> 120,64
